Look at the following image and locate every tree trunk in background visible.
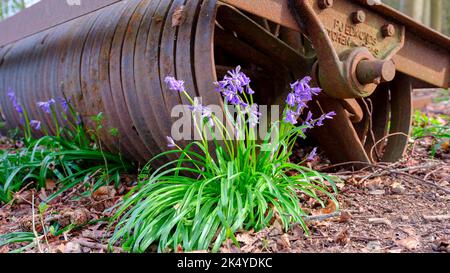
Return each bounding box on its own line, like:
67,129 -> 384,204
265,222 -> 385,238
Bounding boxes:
423,0 -> 431,27
430,0 -> 443,32
404,0 -> 425,22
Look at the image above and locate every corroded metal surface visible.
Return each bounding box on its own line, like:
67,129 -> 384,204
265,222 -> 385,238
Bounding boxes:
0,0 -> 219,162
0,0 -> 449,165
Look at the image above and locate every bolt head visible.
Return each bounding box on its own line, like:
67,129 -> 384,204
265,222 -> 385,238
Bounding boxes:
352,10 -> 366,24
318,0 -> 333,9
382,24 -> 395,37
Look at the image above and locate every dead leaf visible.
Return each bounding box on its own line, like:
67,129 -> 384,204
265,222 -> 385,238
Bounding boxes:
335,228 -> 349,246
45,179 -> 56,191
315,200 -> 337,215
280,233 -> 291,248
92,186 -> 116,201
236,233 -> 255,246
339,211 -> 352,223
70,208 -> 90,225
396,237 -> 419,250
172,5 -> 185,27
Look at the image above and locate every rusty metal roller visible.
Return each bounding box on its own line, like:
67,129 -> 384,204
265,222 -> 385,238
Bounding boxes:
0,0 -> 224,162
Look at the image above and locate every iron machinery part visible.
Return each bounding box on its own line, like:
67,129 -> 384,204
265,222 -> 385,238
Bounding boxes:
0,0 -> 435,167
309,73 -> 412,165
0,0 -> 305,163
288,0 -> 400,99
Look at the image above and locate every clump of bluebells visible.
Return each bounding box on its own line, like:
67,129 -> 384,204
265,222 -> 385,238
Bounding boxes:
0,91 -> 131,203
111,66 -> 338,253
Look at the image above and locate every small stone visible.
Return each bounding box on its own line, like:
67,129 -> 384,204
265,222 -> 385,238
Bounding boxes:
65,242 -> 82,253
391,182 -> 406,194
365,241 -> 382,252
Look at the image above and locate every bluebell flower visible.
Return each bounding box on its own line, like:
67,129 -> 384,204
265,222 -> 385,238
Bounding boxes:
59,97 -> 70,112
189,97 -> 214,126
165,76 -> 185,93
316,111 -> 336,126
214,66 -> 254,106
37,99 -> 56,114
286,93 -> 296,107
30,120 -> 41,131
248,104 -> 261,128
284,109 -> 298,125
167,136 -> 176,148
307,147 -> 318,161
7,90 -> 23,114
287,76 -> 322,115
302,111 -> 314,127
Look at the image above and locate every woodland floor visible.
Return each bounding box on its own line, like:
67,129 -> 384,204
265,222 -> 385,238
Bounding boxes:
0,91 -> 449,253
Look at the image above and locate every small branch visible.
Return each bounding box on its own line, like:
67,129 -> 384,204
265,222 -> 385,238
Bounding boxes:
73,239 -> 123,253
304,212 -> 341,222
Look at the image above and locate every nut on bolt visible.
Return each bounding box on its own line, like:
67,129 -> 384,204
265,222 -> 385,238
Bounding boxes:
381,24 -> 395,37
352,10 -> 366,24
318,0 -> 333,9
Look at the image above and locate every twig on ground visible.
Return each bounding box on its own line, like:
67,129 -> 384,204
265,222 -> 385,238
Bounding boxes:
31,193 -> 43,253
73,239 -> 123,252
304,212 -> 341,222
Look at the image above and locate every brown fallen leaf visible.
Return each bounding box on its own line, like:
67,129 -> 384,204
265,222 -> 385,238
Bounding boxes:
280,233 -> 291,248
396,236 -> 419,250
335,228 -> 350,246
172,5 -> 185,27
92,186 -> 116,201
45,178 -> 56,191
339,211 -> 352,223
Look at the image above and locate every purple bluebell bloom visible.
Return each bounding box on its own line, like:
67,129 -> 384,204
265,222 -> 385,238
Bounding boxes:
316,111 -> 336,126
189,97 -> 214,126
37,99 -> 56,114
302,111 -> 314,127
307,147 -> 318,161
248,104 -> 261,128
165,76 -> 185,93
75,114 -> 83,125
30,120 -> 41,131
286,76 -> 322,115
214,66 -> 254,106
59,97 -> 70,112
7,90 -> 23,114
167,136 -> 176,148
286,93 -> 296,107
284,109 -> 298,125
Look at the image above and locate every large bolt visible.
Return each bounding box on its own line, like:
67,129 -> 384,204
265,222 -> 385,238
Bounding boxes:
352,10 -> 366,24
356,59 -> 396,85
318,0 -> 333,9
381,24 -> 395,37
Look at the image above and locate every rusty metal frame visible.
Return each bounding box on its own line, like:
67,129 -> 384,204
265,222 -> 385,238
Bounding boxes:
221,0 -> 449,89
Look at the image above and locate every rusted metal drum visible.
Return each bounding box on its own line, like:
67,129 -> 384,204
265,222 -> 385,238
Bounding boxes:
0,0 -> 441,165
0,0 -> 224,162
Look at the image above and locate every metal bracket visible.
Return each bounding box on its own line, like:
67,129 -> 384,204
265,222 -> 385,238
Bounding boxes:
289,0 -> 405,99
